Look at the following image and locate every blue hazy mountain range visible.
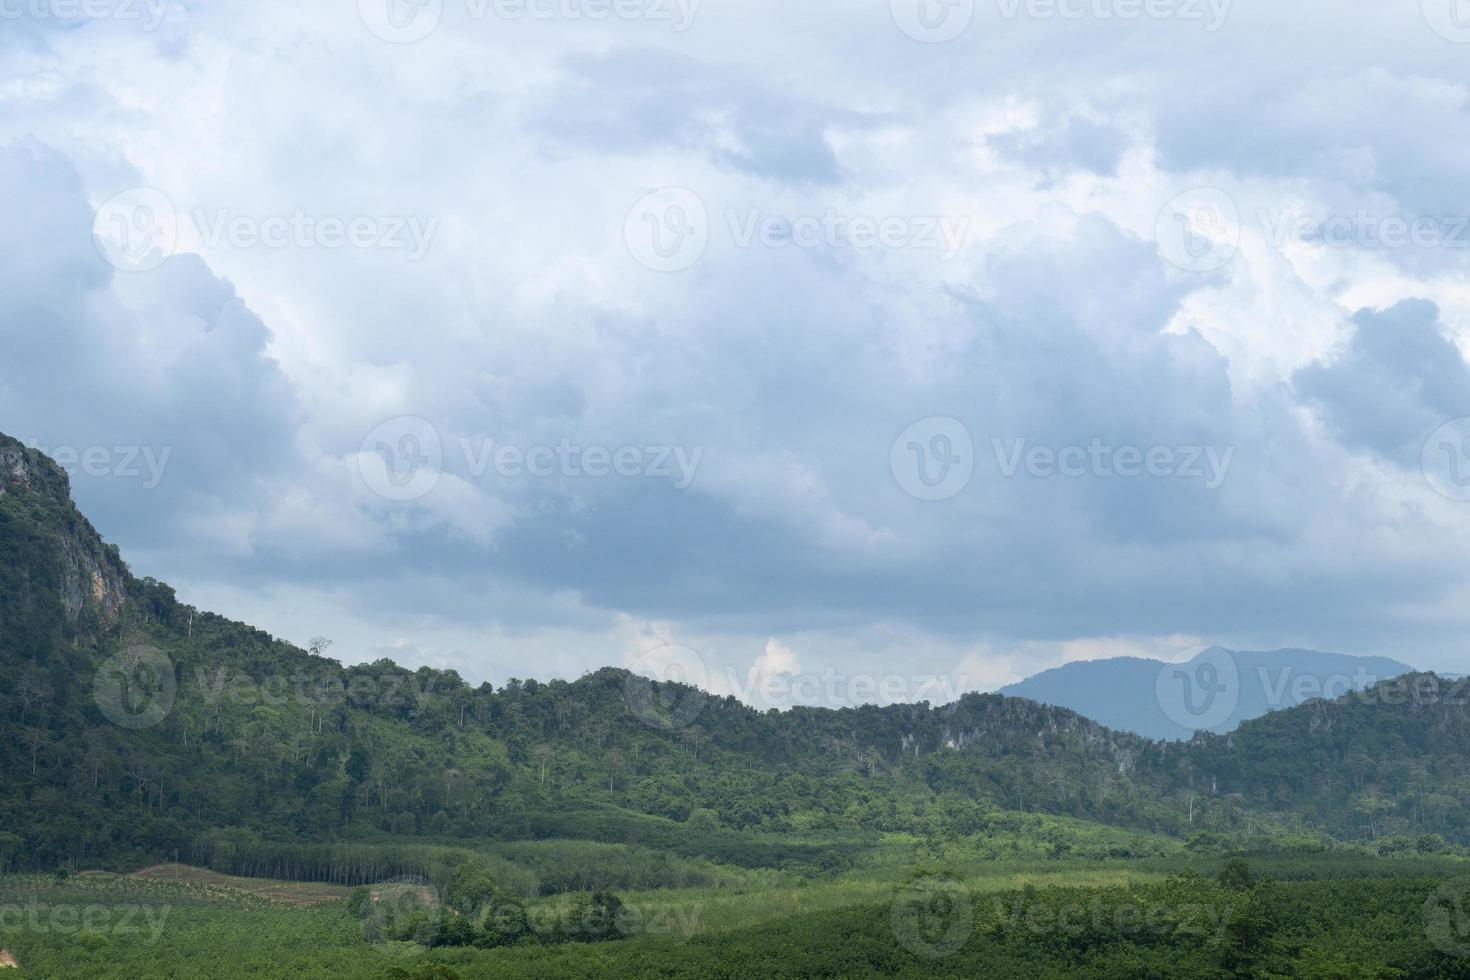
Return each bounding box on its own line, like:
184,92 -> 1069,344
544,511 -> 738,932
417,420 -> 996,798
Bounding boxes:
999,648 -> 1416,740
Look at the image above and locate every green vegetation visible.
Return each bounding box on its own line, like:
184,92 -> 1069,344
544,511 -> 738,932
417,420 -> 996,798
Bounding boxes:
6,855 -> 1470,978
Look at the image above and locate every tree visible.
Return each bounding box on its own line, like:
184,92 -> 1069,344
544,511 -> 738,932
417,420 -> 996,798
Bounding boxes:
1354,796 -> 1394,840
24,727 -> 51,776
0,831 -> 21,872
607,749 -> 625,791
1217,857 -> 1253,892
16,667 -> 51,725
564,891 -> 628,942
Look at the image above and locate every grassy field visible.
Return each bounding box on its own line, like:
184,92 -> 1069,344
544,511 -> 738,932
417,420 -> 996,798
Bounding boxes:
517,863 -> 1175,938
6,850 -> 1470,978
0,859 -> 1174,978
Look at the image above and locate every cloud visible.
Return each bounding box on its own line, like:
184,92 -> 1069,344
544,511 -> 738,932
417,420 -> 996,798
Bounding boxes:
988,108 -> 1131,184
753,638 -> 800,679
0,139 -> 303,564
1294,300 -> 1470,466
531,48 -> 861,185
5,1 -> 1470,688
1155,69 -> 1470,214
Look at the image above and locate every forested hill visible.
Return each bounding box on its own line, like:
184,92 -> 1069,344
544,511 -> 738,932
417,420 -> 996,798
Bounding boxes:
3,431 -> 1469,876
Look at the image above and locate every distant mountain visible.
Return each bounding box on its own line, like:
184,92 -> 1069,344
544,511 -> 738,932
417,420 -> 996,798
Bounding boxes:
1000,648 -> 1415,740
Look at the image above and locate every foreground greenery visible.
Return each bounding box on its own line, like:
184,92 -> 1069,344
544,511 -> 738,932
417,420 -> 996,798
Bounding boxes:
5,852 -> 1470,978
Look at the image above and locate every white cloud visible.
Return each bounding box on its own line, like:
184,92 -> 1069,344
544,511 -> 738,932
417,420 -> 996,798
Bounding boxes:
755,638 -> 800,676
5,1 -> 1470,687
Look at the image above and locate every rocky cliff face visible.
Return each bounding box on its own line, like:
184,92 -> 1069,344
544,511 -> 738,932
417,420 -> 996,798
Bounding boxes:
0,439 -> 37,495
58,526 -> 127,623
0,434 -> 129,630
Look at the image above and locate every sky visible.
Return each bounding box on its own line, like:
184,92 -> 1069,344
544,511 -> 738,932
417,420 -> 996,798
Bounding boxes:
3,0 -> 1470,705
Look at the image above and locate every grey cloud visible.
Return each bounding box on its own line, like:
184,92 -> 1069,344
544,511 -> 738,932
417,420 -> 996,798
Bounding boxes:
0,139 -> 301,558
7,0 -> 1470,681
1294,300 -> 1470,466
291,212 -> 1412,648
988,113 -> 1130,184
530,48 -> 867,185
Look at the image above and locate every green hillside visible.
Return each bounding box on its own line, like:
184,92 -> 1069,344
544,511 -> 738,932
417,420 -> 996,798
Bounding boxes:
3,431 -> 1468,880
